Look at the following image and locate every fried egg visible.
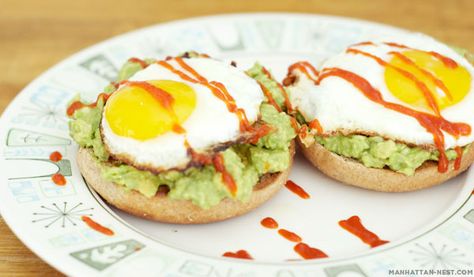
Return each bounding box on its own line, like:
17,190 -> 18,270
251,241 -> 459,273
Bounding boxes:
101,57 -> 264,171
289,34 -> 474,149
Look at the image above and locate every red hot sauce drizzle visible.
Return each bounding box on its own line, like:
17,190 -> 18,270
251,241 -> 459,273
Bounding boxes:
50,151 -> 66,186
158,58 -> 253,132
259,216 -> 328,260
222,250 -> 253,260
383,42 -> 458,69
351,41 -> 375,47
388,51 -> 453,100
67,93 -> 110,117
289,117 -> 299,133
68,78 -> 186,135
258,81 -> 282,112
184,140 -> 212,165
284,180 -> 310,199
454,146 -> 463,170
128,57 -> 148,68
210,80 -> 253,132
339,216 -> 388,248
161,58 -> 242,194
184,140 -> 237,196
51,173 -> 66,186
157,57 -> 281,195
261,66 -> 293,112
291,42 -> 468,173
428,51 -> 458,69
383,42 -> 409,49
298,125 -> 308,139
294,243 -> 328,259
261,217 -> 279,229
67,55 -> 279,197
119,80 -> 185,134
160,58 -> 275,143
81,216 -> 114,236
288,61 -> 319,84
212,153 -> 237,196
278,229 -> 302,242
247,124 -> 273,144
346,48 -> 442,116
49,151 -> 63,162
308,119 -> 324,134
317,67 -> 471,173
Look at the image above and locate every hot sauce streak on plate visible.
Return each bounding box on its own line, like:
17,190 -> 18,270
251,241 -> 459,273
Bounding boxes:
260,217 -> 279,229
50,151 -> 66,186
294,242 -> 328,259
51,174 -> 66,186
284,180 -> 310,199
81,216 -> 114,236
259,217 -> 329,259
222,250 -> 253,260
49,151 -> 63,162
339,215 -> 388,248
278,229 -> 302,242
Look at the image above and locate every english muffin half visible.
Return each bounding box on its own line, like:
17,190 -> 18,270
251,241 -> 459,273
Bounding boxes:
68,53 -> 296,223
284,36 -> 474,192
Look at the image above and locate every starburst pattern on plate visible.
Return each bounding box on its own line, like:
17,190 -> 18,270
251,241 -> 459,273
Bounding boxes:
409,242 -> 471,269
32,202 -> 94,228
20,102 -> 66,125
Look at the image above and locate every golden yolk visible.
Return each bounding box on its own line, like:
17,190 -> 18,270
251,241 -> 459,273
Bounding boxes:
385,50 -> 471,111
105,80 -> 196,140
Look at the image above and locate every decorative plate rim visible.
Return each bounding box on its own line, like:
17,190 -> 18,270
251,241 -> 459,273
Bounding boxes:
1,12 -> 473,276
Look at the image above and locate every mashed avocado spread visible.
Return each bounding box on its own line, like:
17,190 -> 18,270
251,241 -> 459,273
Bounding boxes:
69,59 -> 296,208
311,134 -> 464,176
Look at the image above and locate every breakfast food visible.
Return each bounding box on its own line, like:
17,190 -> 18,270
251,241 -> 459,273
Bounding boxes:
68,52 -> 296,223
285,35 -> 474,191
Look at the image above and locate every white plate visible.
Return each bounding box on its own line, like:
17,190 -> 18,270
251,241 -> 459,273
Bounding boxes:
1,13 -> 474,276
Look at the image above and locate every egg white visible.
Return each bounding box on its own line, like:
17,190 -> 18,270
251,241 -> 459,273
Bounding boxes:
101,57 -> 264,171
289,33 -> 474,149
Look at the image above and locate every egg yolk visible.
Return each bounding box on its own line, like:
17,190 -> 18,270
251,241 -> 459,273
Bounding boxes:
105,80 -> 196,140
385,50 -> 471,112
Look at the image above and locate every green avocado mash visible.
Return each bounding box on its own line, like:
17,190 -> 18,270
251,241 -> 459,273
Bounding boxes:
247,63 -> 288,111
68,59 -> 296,208
313,134 -> 465,176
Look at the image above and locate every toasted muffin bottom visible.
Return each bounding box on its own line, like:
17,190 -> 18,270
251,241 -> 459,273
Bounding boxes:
77,141 -> 295,224
298,138 -> 474,192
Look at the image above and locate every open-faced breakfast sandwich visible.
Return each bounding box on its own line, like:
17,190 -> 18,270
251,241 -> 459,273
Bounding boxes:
285,35 -> 474,192
67,52 -> 296,224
